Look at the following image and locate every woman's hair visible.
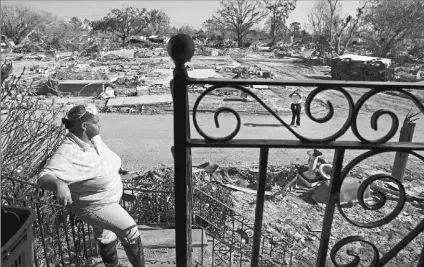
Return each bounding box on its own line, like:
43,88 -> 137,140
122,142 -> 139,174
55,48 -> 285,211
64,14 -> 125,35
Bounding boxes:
62,105 -> 95,130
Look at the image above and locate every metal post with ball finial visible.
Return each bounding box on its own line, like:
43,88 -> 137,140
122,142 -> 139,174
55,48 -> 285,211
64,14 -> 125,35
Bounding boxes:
168,33 -> 195,267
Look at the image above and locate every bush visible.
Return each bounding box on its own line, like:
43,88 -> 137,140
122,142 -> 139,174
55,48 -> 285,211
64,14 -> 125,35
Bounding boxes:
1,61 -> 66,184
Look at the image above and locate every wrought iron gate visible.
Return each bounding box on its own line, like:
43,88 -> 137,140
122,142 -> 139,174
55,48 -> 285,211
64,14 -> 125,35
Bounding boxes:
168,34 -> 424,267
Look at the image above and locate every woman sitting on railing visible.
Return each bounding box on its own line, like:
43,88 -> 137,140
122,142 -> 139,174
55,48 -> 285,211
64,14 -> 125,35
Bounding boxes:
37,104 -> 145,267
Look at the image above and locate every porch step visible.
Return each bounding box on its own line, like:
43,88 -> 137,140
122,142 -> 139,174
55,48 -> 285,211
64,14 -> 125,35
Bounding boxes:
139,227 -> 208,249
91,246 -> 212,267
90,226 -> 210,266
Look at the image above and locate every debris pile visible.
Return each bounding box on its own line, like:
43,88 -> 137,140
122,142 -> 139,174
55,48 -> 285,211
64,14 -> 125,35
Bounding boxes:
51,68 -> 107,81
31,77 -> 60,96
147,84 -> 169,95
79,40 -> 100,57
195,46 -> 228,56
272,46 -> 292,58
215,65 -> 274,79
395,64 -> 424,82
330,54 -> 395,81
112,76 -> 145,87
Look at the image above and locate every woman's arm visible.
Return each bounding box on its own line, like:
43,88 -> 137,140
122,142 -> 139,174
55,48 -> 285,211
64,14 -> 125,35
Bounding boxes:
38,174 -> 73,206
289,89 -> 300,98
38,173 -> 67,191
38,152 -> 77,205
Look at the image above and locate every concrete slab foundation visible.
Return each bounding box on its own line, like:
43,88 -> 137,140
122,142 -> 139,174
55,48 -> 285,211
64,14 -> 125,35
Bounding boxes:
106,94 -> 172,107
58,80 -> 107,96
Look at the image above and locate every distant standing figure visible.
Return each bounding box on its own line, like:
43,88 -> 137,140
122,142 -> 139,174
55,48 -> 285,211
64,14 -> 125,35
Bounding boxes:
289,89 -> 303,127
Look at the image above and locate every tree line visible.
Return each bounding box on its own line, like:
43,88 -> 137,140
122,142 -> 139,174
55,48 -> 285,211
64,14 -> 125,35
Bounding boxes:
1,0 -> 423,57
205,0 -> 424,57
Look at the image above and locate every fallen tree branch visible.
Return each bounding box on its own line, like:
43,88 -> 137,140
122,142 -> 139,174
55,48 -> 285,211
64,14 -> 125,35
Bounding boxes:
370,184 -> 423,201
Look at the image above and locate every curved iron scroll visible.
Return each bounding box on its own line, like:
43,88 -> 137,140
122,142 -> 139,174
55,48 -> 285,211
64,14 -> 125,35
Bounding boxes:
192,84 -> 424,143
328,150 -> 424,266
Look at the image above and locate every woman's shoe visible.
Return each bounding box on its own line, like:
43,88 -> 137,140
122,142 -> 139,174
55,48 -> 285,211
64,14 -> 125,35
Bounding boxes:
121,237 -> 145,267
98,240 -> 120,267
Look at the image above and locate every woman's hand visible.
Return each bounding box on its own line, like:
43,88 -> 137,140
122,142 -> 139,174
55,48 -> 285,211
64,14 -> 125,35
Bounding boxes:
56,183 -> 73,206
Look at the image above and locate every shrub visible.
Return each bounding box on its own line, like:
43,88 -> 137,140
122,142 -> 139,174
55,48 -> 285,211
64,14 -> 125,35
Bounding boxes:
1,61 -> 66,185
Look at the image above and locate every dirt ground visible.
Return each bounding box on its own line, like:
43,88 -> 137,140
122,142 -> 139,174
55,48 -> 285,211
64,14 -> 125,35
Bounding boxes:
99,112 -> 424,173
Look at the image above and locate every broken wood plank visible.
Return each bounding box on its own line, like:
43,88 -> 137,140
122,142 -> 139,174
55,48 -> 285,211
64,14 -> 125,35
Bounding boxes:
272,175 -> 298,197
218,182 -> 272,196
392,121 -> 416,182
370,184 -> 423,201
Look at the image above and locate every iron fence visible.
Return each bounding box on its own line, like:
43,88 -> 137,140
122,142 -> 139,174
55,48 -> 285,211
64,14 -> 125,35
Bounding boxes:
168,34 -> 424,267
2,176 -> 282,267
1,176 -> 98,267
121,181 -> 293,266
193,188 -> 296,267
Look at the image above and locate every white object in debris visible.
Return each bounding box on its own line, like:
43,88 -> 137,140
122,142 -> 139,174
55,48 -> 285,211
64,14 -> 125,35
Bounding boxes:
252,85 -> 268,89
188,69 -> 221,78
99,92 -> 115,100
106,94 -> 173,107
103,49 -> 135,58
211,49 -> 219,56
336,54 -> 391,66
105,87 -> 115,96
417,71 -> 423,80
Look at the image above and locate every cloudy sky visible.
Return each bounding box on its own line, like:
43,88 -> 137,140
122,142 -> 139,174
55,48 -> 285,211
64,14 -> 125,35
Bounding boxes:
11,0 -> 364,29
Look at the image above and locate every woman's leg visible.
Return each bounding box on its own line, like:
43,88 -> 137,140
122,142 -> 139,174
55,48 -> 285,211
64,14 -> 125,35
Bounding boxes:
290,103 -> 296,125
75,204 -> 145,267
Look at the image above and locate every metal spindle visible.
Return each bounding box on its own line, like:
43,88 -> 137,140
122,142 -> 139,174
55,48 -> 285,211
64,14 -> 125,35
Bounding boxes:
250,148 -> 269,267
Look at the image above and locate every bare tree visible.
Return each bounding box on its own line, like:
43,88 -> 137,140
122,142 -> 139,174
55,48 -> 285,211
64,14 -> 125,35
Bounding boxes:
211,0 -> 267,47
359,0 -> 424,57
1,62 -> 66,182
307,0 -> 367,55
178,25 -> 196,36
202,18 -> 229,40
307,0 -> 334,37
332,2 -> 367,55
327,0 -> 339,46
0,4 -> 46,44
263,0 -> 296,45
82,18 -> 92,32
91,6 -> 148,47
69,17 -> 83,32
264,18 -> 288,43
144,9 -> 170,36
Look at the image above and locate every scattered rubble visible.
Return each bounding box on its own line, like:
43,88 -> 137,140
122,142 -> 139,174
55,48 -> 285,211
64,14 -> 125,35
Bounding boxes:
121,161 -> 424,267
395,64 -> 424,82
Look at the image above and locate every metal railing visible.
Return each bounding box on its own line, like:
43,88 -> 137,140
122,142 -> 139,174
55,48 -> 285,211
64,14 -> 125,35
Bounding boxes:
3,175 -> 283,267
121,180 -> 294,266
168,34 -> 424,266
2,176 -> 98,267
193,188 -> 296,267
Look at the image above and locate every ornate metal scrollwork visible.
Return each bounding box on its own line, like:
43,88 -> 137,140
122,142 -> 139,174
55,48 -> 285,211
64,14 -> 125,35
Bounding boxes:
351,88 -> 424,144
330,236 -> 380,267
327,150 -> 424,266
192,84 -> 424,143
337,149 -> 424,228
